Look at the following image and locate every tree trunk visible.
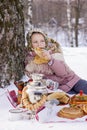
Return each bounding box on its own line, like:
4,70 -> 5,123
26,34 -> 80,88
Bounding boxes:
23,0 -> 33,46
0,0 -> 26,87
74,0 -> 81,47
66,0 -> 73,47
74,6 -> 79,47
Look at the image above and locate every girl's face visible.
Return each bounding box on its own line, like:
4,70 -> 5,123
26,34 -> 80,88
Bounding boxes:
31,33 -> 46,49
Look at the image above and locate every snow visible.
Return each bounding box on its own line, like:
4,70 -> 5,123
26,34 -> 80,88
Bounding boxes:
0,47 -> 87,130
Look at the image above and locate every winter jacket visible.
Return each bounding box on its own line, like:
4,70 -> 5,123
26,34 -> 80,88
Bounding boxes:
25,52 -> 80,92
47,58 -> 80,92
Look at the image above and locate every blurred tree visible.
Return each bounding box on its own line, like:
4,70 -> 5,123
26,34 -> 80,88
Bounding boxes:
32,0 -> 87,47
73,0 -> 82,47
0,0 -> 26,87
22,0 -> 33,46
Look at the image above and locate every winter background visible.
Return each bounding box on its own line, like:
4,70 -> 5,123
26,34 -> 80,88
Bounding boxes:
1,0 -> 87,129
0,45 -> 87,130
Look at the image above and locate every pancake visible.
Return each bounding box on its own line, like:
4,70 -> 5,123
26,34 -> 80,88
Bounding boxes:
57,107 -> 85,119
34,47 -> 43,56
33,48 -> 49,64
69,93 -> 87,106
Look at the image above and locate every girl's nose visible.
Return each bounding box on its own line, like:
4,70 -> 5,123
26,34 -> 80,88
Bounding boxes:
38,42 -> 42,47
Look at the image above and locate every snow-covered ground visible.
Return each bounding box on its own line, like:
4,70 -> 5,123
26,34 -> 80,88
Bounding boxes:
0,47 -> 87,130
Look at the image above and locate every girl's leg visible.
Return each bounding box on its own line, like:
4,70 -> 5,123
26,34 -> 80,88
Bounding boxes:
73,79 -> 87,94
67,89 -> 77,94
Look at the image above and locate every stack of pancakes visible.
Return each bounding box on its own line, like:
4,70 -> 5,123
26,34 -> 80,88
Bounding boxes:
57,107 -> 85,119
69,93 -> 87,106
57,92 -> 87,119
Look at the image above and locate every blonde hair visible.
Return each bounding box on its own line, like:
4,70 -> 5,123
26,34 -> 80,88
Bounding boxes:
26,30 -> 63,54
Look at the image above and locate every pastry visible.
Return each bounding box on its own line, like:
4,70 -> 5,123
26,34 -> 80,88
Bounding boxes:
21,86 -> 47,111
47,92 -> 70,104
79,104 -> 87,114
69,90 -> 87,106
34,47 -> 43,56
57,107 -> 85,119
33,48 -> 49,64
81,104 -> 87,114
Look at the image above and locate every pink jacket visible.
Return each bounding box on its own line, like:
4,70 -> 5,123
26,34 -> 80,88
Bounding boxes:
25,52 -> 80,92
47,59 -> 80,92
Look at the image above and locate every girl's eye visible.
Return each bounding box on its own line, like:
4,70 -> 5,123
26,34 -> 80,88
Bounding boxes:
41,40 -> 45,42
33,41 -> 38,44
33,41 -> 45,44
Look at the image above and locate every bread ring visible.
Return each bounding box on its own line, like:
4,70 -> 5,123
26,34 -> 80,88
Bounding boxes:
21,86 -> 47,111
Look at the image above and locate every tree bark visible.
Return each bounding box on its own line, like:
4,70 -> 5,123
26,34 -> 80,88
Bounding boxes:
66,0 -> 73,47
0,0 -> 26,87
74,0 -> 80,47
74,7 -> 79,47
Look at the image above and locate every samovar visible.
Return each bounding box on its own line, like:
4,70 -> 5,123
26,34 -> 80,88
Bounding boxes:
26,73 -> 47,104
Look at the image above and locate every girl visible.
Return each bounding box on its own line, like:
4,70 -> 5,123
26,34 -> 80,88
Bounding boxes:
25,29 -> 87,94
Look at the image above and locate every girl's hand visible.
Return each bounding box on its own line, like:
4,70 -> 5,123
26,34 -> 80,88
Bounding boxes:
41,49 -> 52,61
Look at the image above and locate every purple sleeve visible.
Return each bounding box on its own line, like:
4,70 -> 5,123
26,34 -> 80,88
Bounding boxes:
48,59 -> 69,76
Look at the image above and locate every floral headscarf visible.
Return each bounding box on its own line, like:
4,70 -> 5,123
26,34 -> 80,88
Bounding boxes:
26,28 -> 63,54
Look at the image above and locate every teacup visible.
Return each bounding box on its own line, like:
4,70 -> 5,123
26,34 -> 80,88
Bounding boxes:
46,79 -> 59,90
